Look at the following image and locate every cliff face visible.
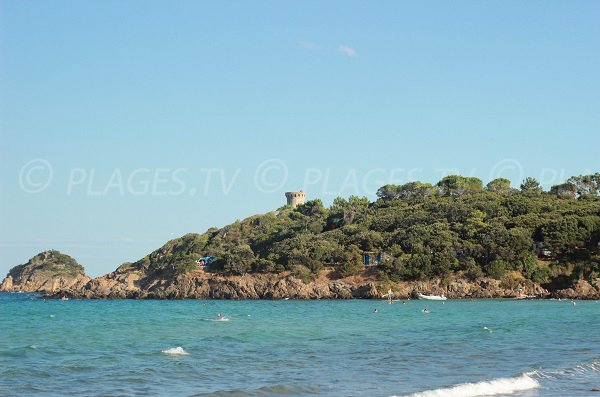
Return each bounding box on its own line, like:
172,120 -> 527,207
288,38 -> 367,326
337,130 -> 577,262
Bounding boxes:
0,250 -> 90,293
47,266 -> 600,300
551,279 -> 600,300
53,268 -> 382,300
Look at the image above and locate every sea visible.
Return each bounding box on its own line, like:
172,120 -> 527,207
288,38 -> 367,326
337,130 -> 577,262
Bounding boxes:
1,293 -> 599,397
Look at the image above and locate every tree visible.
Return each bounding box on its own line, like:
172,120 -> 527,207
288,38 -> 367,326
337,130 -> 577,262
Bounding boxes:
354,230 -> 384,251
541,216 -> 587,255
464,209 -> 488,238
485,259 -> 508,279
327,195 -> 369,228
550,183 -> 577,199
220,244 -> 255,275
486,178 -> 511,194
520,177 -> 543,194
296,199 -> 328,217
288,248 -> 322,273
403,254 -> 434,280
376,184 -> 401,201
518,253 -> 550,283
567,174 -> 600,197
336,244 -> 364,277
437,175 -> 483,196
376,182 -> 436,203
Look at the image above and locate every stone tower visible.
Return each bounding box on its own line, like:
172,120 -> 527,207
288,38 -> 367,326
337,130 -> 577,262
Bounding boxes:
285,190 -> 306,208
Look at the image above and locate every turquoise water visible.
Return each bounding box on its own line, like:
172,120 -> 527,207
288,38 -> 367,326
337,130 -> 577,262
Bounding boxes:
1,293 -> 599,397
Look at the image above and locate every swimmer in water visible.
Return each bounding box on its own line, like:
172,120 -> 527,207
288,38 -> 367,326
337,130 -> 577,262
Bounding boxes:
373,309 -> 378,314
422,308 -> 430,314
217,312 -> 223,319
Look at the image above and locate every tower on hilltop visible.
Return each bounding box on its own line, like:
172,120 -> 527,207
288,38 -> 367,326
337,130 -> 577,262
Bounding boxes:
285,190 -> 306,208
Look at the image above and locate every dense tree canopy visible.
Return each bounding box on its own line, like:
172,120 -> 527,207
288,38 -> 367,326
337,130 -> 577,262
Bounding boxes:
140,173 -> 600,287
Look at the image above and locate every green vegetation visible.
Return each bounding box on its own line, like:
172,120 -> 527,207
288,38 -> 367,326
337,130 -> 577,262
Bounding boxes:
9,250 -> 85,278
138,173 -> 600,289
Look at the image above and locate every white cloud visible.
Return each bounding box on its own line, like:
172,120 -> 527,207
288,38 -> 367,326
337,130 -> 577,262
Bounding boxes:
299,41 -> 358,57
298,40 -> 320,50
338,45 -> 357,57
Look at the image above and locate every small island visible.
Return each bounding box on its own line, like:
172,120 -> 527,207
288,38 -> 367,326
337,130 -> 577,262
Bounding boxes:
2,173 -> 599,300
0,250 -> 89,293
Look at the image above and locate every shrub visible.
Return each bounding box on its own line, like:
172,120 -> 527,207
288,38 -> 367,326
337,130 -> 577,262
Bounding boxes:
175,260 -> 197,274
486,259 -> 507,279
291,265 -> 313,284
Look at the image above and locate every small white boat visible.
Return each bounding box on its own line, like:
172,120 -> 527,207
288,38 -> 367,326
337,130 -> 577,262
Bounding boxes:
416,292 -> 447,301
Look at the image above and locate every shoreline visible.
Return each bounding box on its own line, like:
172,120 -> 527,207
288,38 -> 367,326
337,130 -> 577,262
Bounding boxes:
45,271 -> 600,301
2,291 -> 597,301
4,268 -> 599,301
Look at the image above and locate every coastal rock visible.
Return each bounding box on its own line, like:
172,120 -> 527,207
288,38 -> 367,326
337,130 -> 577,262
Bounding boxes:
48,268 -> 591,300
54,268 -> 385,300
38,259 -> 594,301
0,250 -> 89,293
0,275 -> 14,291
553,280 -> 600,300
382,276 -> 549,300
351,282 -> 379,299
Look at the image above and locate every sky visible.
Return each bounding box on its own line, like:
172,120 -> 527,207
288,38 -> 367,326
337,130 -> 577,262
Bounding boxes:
1,0 -> 599,277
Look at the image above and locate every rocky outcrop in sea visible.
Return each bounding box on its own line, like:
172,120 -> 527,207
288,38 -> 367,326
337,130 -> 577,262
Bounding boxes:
0,250 -> 90,293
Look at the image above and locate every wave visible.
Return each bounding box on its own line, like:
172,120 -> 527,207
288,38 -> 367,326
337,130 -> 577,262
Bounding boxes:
202,317 -> 230,322
396,373 -> 539,397
161,347 -> 189,355
531,359 -> 600,379
0,345 -> 42,358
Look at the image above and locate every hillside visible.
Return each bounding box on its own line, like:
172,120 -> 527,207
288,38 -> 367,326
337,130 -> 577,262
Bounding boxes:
0,250 -> 90,293
56,173 -> 600,299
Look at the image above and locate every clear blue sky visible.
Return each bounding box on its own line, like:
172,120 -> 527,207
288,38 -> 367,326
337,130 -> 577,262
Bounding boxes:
1,1 -> 599,277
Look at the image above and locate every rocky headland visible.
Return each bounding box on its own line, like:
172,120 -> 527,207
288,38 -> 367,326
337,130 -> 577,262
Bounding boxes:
0,250 -> 89,293
2,249 -> 599,300
47,272 -> 516,300
3,174 -> 600,300
45,268 -> 600,300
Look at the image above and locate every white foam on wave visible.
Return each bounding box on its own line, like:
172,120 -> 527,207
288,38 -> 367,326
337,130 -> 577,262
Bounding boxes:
161,347 -> 189,355
395,373 -> 539,397
571,360 -> 600,374
531,359 -> 600,379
